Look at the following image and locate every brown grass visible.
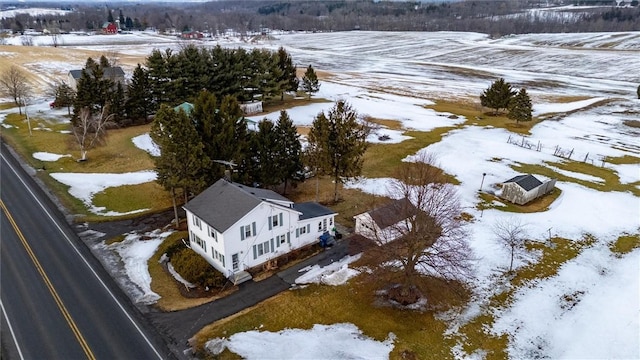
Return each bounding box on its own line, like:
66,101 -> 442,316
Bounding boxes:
191,273 -> 466,359
426,100 -> 537,135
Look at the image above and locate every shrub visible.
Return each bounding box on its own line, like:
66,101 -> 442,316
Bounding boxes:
171,247 -> 228,289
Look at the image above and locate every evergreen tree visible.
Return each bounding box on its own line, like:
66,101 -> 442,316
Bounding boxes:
125,64 -> 153,124
308,100 -> 368,202
125,17 -> 134,30
99,55 -> 111,69
251,119 -> 280,188
480,78 -> 516,115
301,64 -> 320,100
146,49 -> 173,111
192,90 -> 223,184
53,82 -> 75,115
274,110 -> 303,195
107,9 -> 114,23
109,82 -> 126,126
118,10 -> 125,29
151,104 -> 210,225
276,47 -> 299,101
637,84 -> 640,99
508,88 -> 533,124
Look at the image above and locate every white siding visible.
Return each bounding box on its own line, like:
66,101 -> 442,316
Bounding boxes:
186,201 -> 336,279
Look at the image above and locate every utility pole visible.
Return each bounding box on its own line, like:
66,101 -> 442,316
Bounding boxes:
480,172 -> 486,191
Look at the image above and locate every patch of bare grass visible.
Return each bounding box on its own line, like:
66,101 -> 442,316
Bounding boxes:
362,126 -> 457,179
604,154 -> 640,165
623,120 -> 640,128
609,234 -> 640,256
427,100 -> 536,135
92,182 -> 173,215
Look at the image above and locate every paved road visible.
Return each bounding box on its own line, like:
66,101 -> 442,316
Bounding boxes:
0,141 -> 174,360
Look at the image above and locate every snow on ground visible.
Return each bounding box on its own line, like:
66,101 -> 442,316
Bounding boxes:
532,97 -> 605,116
492,244 -> 640,359
248,82 -> 463,132
3,29 -> 639,358
205,323 -> 395,360
104,229 -> 173,304
295,253 -> 362,286
546,165 -> 605,183
132,133 -> 160,157
32,151 -> 71,161
50,171 -> 157,216
0,8 -> 71,19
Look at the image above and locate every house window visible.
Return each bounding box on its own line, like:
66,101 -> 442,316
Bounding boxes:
192,215 -> 201,230
278,234 -> 286,244
220,254 -> 225,267
208,226 -> 217,242
299,226 -> 307,235
193,234 -> 206,251
329,218 -> 333,226
318,222 -> 322,231
271,214 -> 279,228
241,222 -> 257,240
253,241 -> 271,259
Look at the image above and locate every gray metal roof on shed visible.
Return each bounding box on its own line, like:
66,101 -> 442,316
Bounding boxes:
504,174 -> 542,191
69,66 -> 125,79
293,202 -> 336,220
183,179 -> 291,232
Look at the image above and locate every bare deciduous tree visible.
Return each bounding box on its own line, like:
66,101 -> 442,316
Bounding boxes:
72,106 -> 115,161
0,66 -> 30,115
493,217 -> 529,273
367,153 -> 474,305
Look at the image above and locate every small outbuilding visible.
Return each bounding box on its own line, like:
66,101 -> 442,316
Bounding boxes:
353,198 -> 418,244
498,174 -> 556,205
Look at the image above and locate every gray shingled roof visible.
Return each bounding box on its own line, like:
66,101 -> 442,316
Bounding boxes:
368,198 -> 418,229
69,66 -> 125,80
504,174 -> 542,191
183,179 -> 292,232
293,202 -> 336,220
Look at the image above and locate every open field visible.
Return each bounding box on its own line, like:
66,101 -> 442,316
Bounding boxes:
1,30 -> 638,359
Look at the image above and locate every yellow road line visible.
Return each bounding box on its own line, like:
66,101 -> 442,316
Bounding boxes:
0,200 -> 96,360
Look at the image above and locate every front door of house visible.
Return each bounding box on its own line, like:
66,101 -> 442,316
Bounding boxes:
232,253 -> 239,272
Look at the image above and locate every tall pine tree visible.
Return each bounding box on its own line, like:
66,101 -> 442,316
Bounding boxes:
301,64 -> 320,100
274,110 -> 303,195
480,78 -> 516,115
151,104 -> 210,225
126,64 -> 153,124
308,100 -> 368,202
508,88 -> 533,124
251,119 -> 280,188
276,47 -> 298,101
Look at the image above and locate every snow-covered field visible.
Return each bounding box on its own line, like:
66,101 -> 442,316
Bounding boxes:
1,29 -> 639,359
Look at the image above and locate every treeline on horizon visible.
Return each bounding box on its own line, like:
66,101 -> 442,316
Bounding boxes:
1,0 -> 639,36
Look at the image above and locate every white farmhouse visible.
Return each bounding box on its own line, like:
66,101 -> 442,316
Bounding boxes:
353,198 -> 417,244
183,179 -> 336,284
